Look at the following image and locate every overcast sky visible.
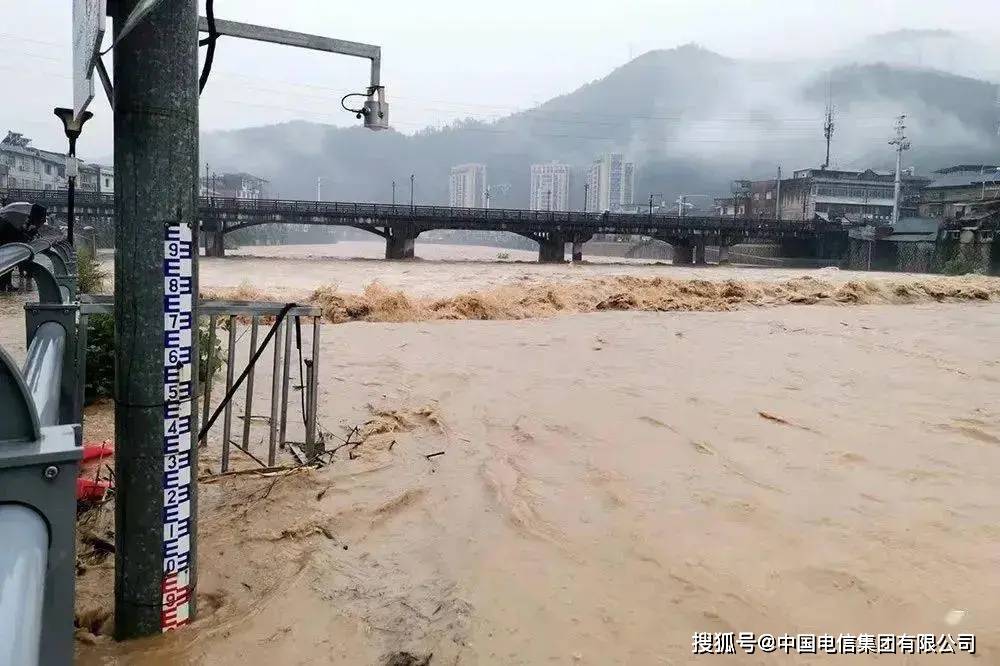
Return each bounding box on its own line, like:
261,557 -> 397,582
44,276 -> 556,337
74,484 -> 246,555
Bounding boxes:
2,0 -> 998,159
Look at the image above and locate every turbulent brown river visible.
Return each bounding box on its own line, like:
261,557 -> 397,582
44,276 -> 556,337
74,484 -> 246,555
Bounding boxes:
4,242 -> 999,665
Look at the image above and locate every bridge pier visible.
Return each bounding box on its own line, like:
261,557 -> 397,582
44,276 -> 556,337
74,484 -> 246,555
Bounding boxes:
538,232 -> 566,263
672,244 -> 693,265
206,230 -> 225,257
570,233 -> 591,262
694,239 -> 707,265
385,228 -> 416,260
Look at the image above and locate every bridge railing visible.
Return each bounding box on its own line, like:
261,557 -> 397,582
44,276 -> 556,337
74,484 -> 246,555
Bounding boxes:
0,235 -> 82,666
4,187 -> 846,237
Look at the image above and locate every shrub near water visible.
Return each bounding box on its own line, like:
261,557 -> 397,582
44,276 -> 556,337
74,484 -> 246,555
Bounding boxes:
76,246 -> 107,294
84,315 -> 224,404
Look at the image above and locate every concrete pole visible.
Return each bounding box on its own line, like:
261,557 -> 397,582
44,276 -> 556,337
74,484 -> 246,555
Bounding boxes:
775,166 -> 782,221
892,146 -> 903,227
113,0 -> 200,639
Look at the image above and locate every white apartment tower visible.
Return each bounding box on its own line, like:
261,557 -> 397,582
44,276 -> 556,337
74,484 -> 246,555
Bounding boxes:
449,163 -> 487,208
529,162 -> 572,211
585,153 -> 635,212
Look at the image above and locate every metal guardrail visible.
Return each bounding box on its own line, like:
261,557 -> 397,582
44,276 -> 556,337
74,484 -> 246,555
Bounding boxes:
0,234 -> 81,666
0,243 -> 33,276
81,297 -> 323,472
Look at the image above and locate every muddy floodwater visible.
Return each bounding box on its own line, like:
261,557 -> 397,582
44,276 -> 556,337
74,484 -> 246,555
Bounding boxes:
3,245 -> 998,664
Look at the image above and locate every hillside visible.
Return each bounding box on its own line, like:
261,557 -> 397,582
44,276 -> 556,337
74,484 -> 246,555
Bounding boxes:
202,43 -> 1000,208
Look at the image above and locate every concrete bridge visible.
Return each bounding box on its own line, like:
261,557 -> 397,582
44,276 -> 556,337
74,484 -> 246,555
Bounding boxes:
2,189 -> 846,264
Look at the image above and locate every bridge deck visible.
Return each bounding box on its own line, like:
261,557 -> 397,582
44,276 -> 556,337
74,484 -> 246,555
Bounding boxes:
2,188 -> 842,241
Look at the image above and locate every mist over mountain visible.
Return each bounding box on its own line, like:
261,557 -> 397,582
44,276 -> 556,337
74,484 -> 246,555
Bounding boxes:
837,29 -> 1000,83
202,37 -> 1000,209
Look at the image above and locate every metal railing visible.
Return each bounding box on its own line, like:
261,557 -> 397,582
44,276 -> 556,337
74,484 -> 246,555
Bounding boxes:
3,187 -> 845,238
81,297 -> 324,473
0,233 -> 81,666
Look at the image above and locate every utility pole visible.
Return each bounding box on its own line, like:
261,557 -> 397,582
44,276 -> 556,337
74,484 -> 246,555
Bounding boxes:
410,173 -> 414,209
822,104 -> 835,169
889,114 -> 911,227
775,166 -> 782,221
204,162 -> 210,255
392,179 -> 396,205
113,0 -> 200,639
822,77 -> 835,170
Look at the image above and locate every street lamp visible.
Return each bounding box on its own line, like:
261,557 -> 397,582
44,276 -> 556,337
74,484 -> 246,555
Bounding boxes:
648,192 -> 664,219
53,107 -> 94,246
484,184 -> 509,210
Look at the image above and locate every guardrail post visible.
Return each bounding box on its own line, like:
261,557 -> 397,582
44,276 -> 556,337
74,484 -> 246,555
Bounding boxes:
221,315 -> 237,471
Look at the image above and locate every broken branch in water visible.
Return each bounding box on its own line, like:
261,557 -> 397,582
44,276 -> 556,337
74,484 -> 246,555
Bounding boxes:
325,425 -> 360,460
228,438 -> 269,468
757,411 -> 818,434
200,464 -> 315,482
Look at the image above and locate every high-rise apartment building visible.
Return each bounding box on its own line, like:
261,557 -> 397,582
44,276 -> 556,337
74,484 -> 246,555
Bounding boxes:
449,164 -> 487,208
585,153 -> 635,212
529,162 -> 572,211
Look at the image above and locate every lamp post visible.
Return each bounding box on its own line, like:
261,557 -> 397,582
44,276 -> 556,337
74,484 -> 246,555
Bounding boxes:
410,173 -> 414,209
392,180 -> 396,205
53,107 -> 93,246
648,192 -> 664,220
